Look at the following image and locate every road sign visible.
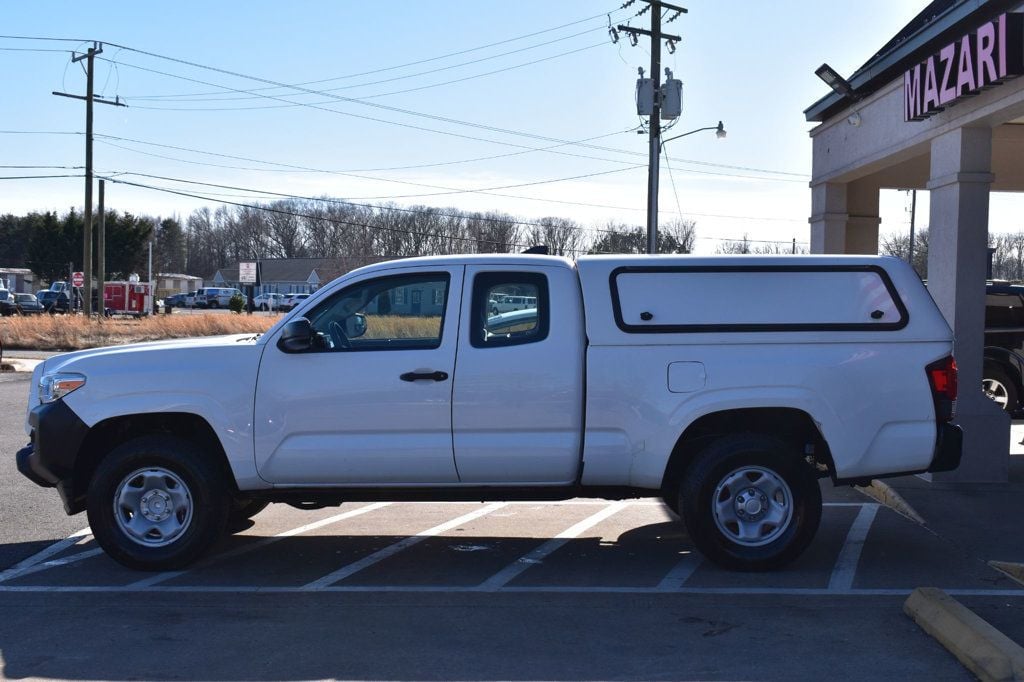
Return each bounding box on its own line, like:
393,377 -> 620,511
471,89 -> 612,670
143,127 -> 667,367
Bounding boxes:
239,262 -> 257,284
71,271 -> 84,288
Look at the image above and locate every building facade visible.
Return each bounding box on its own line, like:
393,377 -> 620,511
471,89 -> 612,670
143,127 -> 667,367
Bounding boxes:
805,0 -> 1024,481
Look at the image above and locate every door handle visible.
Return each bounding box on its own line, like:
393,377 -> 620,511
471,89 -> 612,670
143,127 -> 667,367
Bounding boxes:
400,370 -> 449,382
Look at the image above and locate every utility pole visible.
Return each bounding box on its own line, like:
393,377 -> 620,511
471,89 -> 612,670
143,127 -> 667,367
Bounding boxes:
53,42 -> 125,317
98,179 -> 106,322
618,1 -> 686,254
908,189 -> 917,274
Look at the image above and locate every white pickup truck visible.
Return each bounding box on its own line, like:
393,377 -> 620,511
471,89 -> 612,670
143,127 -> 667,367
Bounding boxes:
17,254 -> 961,572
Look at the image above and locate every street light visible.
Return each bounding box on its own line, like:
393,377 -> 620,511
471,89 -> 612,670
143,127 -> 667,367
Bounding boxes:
814,63 -> 854,97
647,121 -> 727,254
661,120 -> 726,147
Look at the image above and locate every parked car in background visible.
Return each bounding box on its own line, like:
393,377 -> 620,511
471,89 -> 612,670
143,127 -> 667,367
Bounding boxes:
13,293 -> 44,315
0,290 -> 15,316
491,294 -> 537,315
279,293 -> 310,311
164,293 -> 187,308
36,290 -> 70,314
982,282 -> 1024,414
195,287 -> 242,309
254,293 -> 285,311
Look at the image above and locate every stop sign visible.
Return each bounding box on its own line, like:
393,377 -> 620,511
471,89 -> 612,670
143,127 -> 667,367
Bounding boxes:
71,271 -> 84,288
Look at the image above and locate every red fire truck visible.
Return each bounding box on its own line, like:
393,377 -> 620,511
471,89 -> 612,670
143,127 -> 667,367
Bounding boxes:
103,281 -> 154,317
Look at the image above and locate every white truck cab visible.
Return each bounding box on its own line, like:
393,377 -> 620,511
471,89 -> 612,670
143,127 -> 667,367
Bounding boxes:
17,254 -> 961,572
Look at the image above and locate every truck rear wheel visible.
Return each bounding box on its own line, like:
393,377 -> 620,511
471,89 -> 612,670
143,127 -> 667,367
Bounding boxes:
86,435 -> 230,571
679,434 -> 821,571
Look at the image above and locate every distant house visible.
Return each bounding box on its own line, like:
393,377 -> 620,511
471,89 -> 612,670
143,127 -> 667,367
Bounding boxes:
365,279 -> 446,317
208,257 -> 391,295
0,268 -> 35,294
155,273 -> 203,298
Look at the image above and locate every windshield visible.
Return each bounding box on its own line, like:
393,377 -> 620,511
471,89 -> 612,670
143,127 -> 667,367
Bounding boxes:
16,294 -> 36,303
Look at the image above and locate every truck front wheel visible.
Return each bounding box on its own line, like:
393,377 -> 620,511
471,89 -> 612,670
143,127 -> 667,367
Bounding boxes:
679,434 -> 821,571
86,435 -> 231,571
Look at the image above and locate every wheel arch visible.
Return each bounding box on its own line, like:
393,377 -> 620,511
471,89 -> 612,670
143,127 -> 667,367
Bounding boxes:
69,412 -> 236,514
659,407 -> 833,500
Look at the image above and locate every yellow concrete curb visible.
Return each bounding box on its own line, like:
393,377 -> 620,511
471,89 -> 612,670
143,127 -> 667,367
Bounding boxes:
855,479 -> 926,525
990,561 -> 1024,588
904,587 -> 1024,681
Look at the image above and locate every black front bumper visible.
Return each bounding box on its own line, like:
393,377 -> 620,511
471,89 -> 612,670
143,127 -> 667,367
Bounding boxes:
927,422 -> 963,473
17,399 -> 90,513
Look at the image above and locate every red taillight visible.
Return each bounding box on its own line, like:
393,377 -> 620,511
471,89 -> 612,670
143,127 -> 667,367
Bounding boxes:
926,355 -> 957,422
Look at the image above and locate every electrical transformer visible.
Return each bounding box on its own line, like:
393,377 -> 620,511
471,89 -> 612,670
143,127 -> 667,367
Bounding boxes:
661,79 -> 683,119
635,78 -> 654,116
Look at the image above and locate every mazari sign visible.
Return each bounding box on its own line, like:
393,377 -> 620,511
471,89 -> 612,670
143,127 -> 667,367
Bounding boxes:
904,13 -> 1023,121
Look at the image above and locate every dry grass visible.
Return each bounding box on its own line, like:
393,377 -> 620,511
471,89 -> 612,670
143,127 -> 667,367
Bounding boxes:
0,314 -> 277,351
363,315 -> 441,339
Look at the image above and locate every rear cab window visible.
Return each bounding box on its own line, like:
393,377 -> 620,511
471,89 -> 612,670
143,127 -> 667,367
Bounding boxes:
471,272 -> 549,348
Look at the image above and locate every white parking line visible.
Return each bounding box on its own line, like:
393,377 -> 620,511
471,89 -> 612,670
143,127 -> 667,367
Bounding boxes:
0,583 -> 1022,597
0,527 -> 92,584
828,503 -> 880,591
0,548 -> 105,584
130,502 -> 392,588
303,502 -> 508,590
476,501 -> 631,591
656,551 -> 703,591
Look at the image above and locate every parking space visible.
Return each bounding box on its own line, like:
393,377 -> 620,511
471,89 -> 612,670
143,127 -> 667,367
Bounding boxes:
3,495 -> 1021,597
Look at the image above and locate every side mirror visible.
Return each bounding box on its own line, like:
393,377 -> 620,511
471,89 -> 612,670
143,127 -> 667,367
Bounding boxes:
346,313 -> 368,339
277,317 -> 314,353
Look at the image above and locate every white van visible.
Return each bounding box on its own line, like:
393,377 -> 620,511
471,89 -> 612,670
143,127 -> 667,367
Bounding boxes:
195,287 -> 242,309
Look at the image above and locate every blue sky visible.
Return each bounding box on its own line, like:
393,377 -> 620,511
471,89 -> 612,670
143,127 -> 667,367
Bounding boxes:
3,1 -> 1016,253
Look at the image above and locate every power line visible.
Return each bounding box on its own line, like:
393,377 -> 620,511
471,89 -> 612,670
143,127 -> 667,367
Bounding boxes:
96,47 -> 807,180
96,129 -> 637,173
0,47 -> 74,53
0,174 -> 84,180
0,165 -> 84,169
102,177 -> 541,251
0,35 -> 93,43
107,165 -> 647,202
97,170 -> 806,233
94,170 -> 646,236
132,42 -> 606,104
131,30 -> 606,102
0,130 -> 83,135
100,174 -> 782,252
124,8 -> 624,99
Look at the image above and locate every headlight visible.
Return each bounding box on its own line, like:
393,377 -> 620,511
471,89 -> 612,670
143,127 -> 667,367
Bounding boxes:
39,372 -> 86,404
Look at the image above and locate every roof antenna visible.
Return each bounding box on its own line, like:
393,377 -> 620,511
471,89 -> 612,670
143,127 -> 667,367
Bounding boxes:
522,245 -> 549,255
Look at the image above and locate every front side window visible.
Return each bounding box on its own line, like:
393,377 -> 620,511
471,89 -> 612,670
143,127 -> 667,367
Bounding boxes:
305,273 -> 450,351
471,272 -> 549,348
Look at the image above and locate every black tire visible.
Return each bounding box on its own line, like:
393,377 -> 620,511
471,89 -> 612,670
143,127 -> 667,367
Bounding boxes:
983,365 -> 1019,414
86,435 -> 231,571
208,301 -> 218,309
679,434 -> 821,572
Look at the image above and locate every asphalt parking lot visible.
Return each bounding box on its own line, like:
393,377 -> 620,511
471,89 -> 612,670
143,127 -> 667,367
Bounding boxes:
0,372 -> 1020,680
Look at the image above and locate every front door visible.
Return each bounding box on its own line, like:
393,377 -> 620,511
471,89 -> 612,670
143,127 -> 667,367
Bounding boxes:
254,267 -> 463,485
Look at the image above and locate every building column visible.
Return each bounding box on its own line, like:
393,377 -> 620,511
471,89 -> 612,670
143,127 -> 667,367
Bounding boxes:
845,179 -> 881,254
809,180 -> 880,254
809,182 -> 847,253
926,126 -> 1008,482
